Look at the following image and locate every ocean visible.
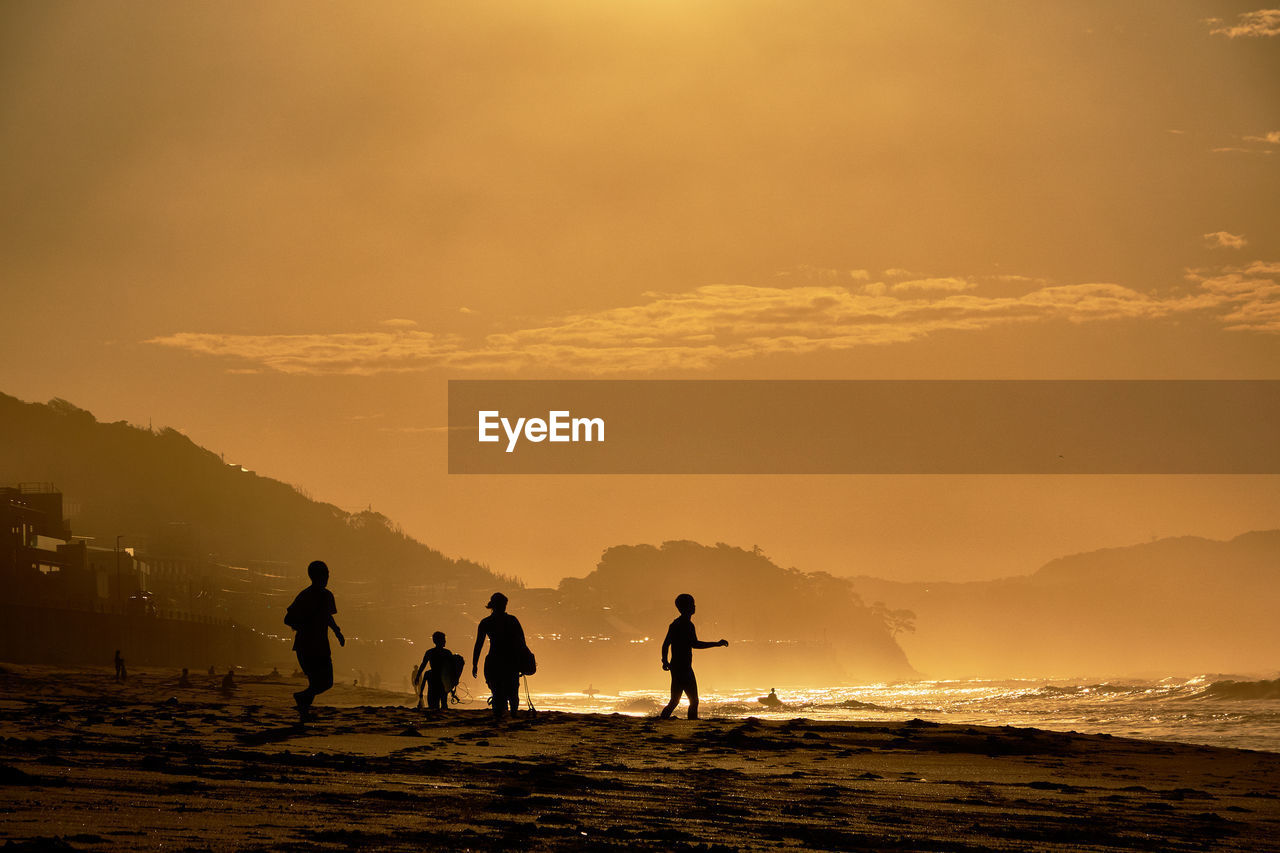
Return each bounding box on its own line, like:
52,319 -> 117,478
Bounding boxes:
523,676 -> 1280,753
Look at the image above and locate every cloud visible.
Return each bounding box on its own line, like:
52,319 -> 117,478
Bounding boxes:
146,330 -> 461,375
381,318 -> 418,328
146,263 -> 1280,374
1204,231 -> 1247,249
1212,130 -> 1280,155
1209,9 -> 1280,38
889,277 -> 976,293
1184,261 -> 1280,332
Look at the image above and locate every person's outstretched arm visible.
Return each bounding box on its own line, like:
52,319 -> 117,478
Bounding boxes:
472,627 -> 485,679
690,624 -> 726,649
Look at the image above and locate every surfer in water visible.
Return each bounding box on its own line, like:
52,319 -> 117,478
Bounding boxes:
659,593 -> 728,720
758,688 -> 783,708
416,631 -> 460,711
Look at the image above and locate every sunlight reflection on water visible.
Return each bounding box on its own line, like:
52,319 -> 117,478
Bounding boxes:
527,677 -> 1280,752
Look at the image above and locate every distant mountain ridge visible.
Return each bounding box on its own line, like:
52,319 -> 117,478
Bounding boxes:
851,530 -> 1280,679
0,392 -> 915,685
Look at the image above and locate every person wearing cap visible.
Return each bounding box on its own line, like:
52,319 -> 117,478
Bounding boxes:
472,592 -> 526,720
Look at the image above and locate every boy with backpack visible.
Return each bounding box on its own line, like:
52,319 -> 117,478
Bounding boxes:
284,560 -> 345,721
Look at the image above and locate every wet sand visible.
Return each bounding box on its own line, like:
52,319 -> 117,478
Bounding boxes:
1,664 -> 1278,851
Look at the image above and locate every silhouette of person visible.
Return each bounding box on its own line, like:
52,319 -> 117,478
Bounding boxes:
221,668 -> 236,692
759,687 -> 782,708
114,650 -> 125,682
417,631 -> 456,711
472,592 -> 526,721
178,668 -> 191,688
659,593 -> 727,720
284,560 -> 345,721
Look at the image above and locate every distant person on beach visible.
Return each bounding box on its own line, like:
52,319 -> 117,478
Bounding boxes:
178,668 -> 191,688
114,650 -> 126,682
659,593 -> 728,720
417,631 -> 459,711
284,559 -> 345,721
472,592 -> 527,720
221,668 -> 236,692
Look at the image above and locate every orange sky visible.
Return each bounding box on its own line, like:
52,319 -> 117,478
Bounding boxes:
2,1 -> 1278,586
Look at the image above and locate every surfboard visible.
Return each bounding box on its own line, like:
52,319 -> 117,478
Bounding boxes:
442,653 -> 464,694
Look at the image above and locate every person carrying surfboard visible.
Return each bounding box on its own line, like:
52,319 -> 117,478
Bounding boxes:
416,631 -> 461,711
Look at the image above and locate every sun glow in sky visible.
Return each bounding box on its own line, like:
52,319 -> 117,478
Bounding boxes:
1,1 -> 1278,585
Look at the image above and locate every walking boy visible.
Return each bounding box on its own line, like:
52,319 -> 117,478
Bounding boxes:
284,560 -> 345,721
659,593 -> 728,720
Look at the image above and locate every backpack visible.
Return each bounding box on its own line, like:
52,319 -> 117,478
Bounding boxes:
283,602 -> 301,630
519,645 -> 536,676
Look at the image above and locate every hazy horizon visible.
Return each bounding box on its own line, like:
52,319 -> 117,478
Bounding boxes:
3,1 -> 1278,588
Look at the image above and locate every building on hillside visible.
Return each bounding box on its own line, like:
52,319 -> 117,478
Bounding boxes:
2,483 -> 154,611
2,484 -> 79,606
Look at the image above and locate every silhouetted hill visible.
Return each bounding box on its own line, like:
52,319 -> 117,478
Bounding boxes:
522,541 -> 915,685
851,531 -> 1280,679
0,392 -> 512,640
0,393 -> 914,687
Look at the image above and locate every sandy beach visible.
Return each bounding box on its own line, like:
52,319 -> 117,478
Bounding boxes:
1,664 -> 1278,852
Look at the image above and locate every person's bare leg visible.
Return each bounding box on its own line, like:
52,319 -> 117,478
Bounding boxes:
660,682 -> 684,718
687,673 -> 700,720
